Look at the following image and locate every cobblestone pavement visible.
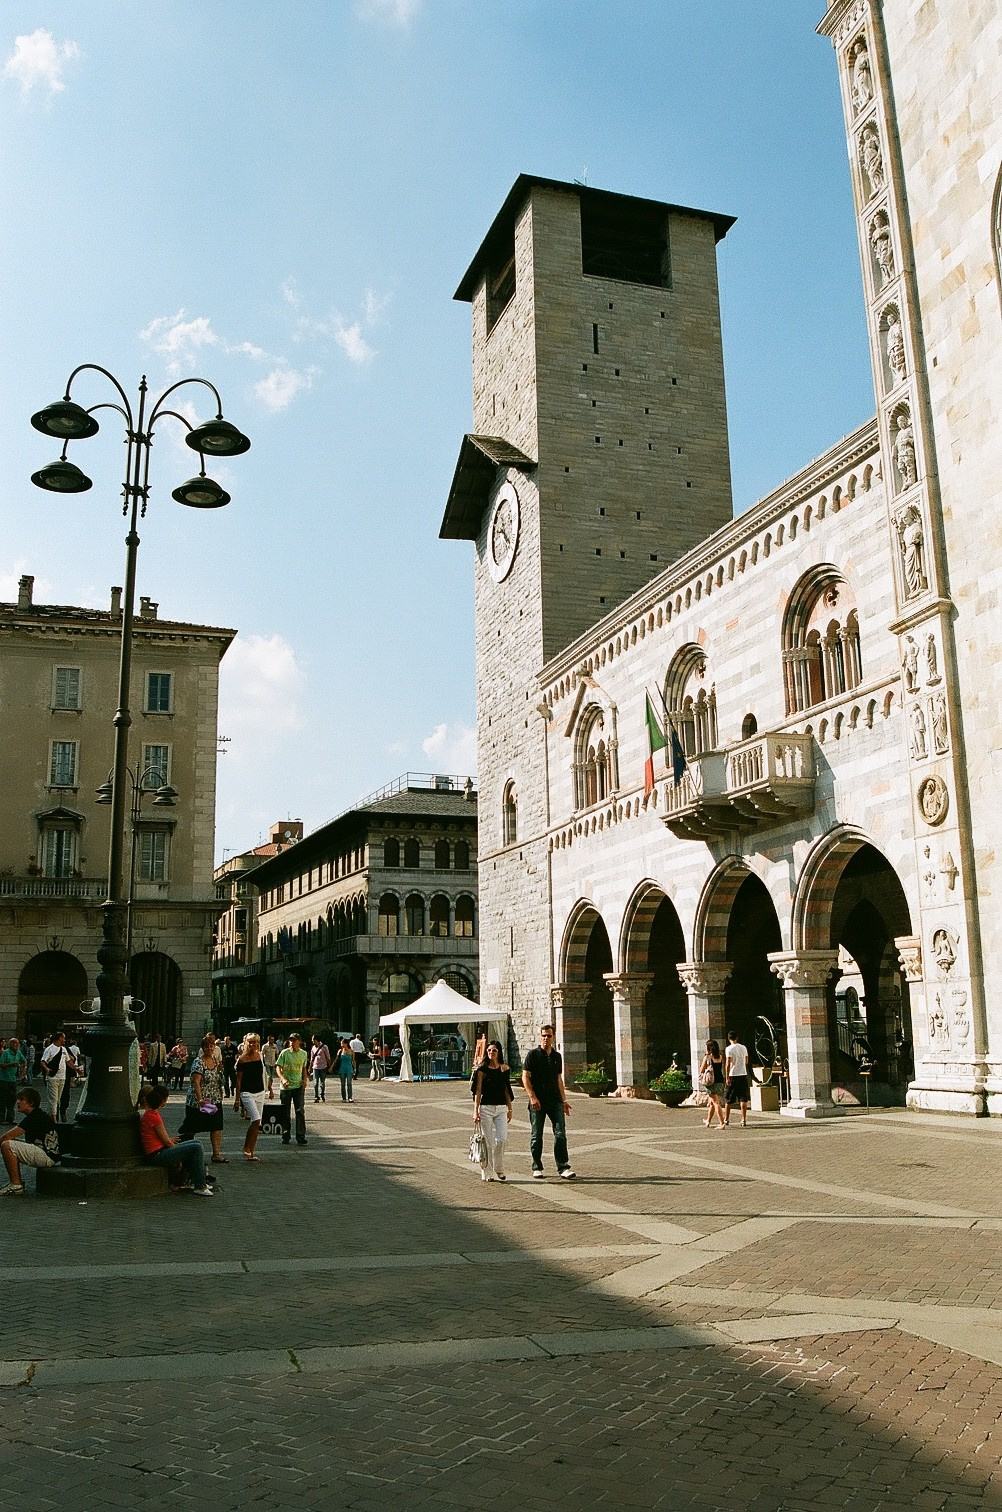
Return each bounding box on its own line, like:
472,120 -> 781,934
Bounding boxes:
3,1085 -> 1002,1509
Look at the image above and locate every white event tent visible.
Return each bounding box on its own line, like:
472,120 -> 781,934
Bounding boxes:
379,979 -> 508,1082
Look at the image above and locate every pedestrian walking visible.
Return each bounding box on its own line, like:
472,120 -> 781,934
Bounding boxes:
39,1032 -> 71,1120
262,1035 -> 279,1096
369,1036 -> 384,1080
168,1039 -> 188,1091
146,1032 -> 168,1087
220,1036 -> 238,1098
699,1039 -> 726,1130
335,1037 -> 356,1103
277,1033 -> 309,1146
234,1033 -> 267,1161
138,1086 -> 213,1195
723,1029 -> 752,1128
0,1037 -> 26,1124
309,1035 -> 332,1102
471,1040 -> 514,1182
177,1034 -> 227,1163
522,1025 -> 575,1179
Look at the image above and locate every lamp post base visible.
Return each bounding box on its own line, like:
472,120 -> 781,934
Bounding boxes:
36,1162 -> 168,1199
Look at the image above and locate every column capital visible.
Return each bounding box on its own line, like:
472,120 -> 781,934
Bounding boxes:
550,982 -> 590,1010
768,949 -> 840,990
603,972 -> 654,999
677,961 -> 733,995
894,934 -> 923,983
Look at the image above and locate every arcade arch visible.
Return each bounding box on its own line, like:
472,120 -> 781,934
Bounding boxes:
621,883 -> 688,1079
560,902 -> 615,1079
17,950 -> 88,1039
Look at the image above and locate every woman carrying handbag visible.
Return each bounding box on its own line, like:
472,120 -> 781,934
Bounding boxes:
471,1041 -> 514,1182
699,1039 -> 727,1130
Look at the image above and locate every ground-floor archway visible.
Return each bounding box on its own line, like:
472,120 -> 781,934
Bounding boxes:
560,903 -> 615,1080
622,884 -> 688,1082
17,950 -> 89,1039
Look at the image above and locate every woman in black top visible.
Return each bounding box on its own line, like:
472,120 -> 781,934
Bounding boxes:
471,1041 -> 514,1182
699,1038 -> 726,1130
234,1033 -> 267,1161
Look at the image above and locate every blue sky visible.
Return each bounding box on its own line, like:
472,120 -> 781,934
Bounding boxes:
0,2 -> 874,862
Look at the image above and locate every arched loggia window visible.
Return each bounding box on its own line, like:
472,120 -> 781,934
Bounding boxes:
782,567 -> 862,714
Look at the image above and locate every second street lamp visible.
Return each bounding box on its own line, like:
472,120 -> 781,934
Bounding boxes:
30,365 -> 250,1192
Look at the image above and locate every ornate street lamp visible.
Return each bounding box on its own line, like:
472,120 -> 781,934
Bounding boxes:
30,366 -> 250,1188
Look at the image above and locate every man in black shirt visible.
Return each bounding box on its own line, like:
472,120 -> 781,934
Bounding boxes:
1,1087 -> 60,1195
220,1036 -> 238,1097
522,1025 -> 575,1179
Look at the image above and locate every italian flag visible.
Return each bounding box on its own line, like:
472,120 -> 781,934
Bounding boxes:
644,694 -> 667,797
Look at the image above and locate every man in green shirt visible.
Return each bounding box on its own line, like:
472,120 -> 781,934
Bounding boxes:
0,1038 -> 26,1124
276,1033 -> 309,1146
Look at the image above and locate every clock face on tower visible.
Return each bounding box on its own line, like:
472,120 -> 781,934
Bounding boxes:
487,480 -> 520,583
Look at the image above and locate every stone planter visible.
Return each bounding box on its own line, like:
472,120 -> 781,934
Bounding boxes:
574,1080 -> 611,1098
653,1088 -> 690,1108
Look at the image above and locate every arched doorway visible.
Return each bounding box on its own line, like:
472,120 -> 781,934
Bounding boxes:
830,844 -> 913,1097
724,874 -> 784,1052
560,903 -> 615,1081
18,951 -> 88,1039
128,952 -> 182,1043
623,885 -> 688,1081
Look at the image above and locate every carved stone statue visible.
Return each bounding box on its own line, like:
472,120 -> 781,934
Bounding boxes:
932,928 -> 957,975
909,700 -> 928,760
851,39 -> 873,112
902,635 -> 919,693
932,690 -> 949,754
859,124 -> 885,196
870,212 -> 894,286
884,309 -> 906,382
924,632 -> 940,685
895,505 -> 928,596
893,411 -> 918,489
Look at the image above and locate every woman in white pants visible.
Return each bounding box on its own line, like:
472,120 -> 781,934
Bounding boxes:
471,1041 -> 514,1182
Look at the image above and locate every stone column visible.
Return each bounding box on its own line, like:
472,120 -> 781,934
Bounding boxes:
768,950 -> 839,1118
604,972 -> 654,1096
549,983 -> 589,1082
677,961 -> 732,1089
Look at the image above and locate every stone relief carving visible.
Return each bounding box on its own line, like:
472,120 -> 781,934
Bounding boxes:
768,952 -> 839,991
892,409 -> 917,490
895,935 -> 923,982
931,927 -> 957,976
931,690 -> 949,754
909,701 -> 928,759
917,774 -> 949,826
894,503 -> 928,596
929,991 -> 951,1050
940,851 -> 959,891
676,962 -> 733,996
884,307 -> 906,384
951,991 -> 972,1049
901,634 -> 919,693
859,123 -> 885,197
850,37 -> 873,113
869,211 -> 894,286
924,632 -> 940,685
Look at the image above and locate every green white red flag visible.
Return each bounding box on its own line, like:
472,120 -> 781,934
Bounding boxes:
644,694 -> 667,796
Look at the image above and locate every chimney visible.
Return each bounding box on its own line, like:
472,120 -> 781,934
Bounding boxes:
17,575 -> 33,611
110,586 -> 122,616
139,596 -> 158,619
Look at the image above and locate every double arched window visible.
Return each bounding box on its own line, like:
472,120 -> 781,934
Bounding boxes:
782,567 -> 863,715
664,646 -> 717,757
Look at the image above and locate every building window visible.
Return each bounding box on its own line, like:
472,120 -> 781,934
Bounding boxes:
664,648 -> 718,758
429,895 -> 450,937
502,782 -> 518,846
403,838 -> 420,869
137,829 -> 169,883
454,839 -> 470,871
383,837 -> 400,868
573,705 -> 616,810
405,893 -> 425,935
42,826 -> 77,878
440,968 -> 474,1000
49,740 -> 78,788
145,672 -> 172,713
455,895 -> 476,938
141,743 -> 170,788
53,666 -> 81,710
434,839 -> 451,871
782,569 -> 862,715
377,894 -> 399,936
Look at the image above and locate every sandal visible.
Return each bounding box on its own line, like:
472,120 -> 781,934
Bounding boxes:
243,1152 -> 260,1161
211,1156 -> 230,1163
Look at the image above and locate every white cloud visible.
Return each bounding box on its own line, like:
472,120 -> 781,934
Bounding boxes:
422,722 -> 477,776
218,633 -> 307,747
333,320 -> 375,365
357,0 -> 421,25
281,279 -> 300,308
3,29 -> 80,97
254,364 -> 316,412
364,287 -> 391,325
140,310 -> 220,375
230,339 -> 267,361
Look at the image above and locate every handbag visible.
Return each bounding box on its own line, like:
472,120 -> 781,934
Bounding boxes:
700,1064 -> 715,1087
469,1127 -> 487,1166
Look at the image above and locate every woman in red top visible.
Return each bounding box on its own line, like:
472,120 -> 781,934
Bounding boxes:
138,1086 -> 213,1195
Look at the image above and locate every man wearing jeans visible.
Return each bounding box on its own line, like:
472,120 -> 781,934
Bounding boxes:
277,1034 -> 308,1146
522,1025 -> 576,1179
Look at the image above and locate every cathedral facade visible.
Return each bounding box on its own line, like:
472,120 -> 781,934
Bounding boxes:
441,1 -> 1002,1116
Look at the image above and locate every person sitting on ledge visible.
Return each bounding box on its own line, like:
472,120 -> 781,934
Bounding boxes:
139,1085 -> 214,1196
0,1086 -> 60,1195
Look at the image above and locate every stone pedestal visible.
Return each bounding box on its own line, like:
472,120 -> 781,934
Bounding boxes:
550,983 -> 590,1082
604,972 -> 654,1096
751,1081 -> 780,1113
769,950 -> 839,1118
37,1162 -> 168,1199
677,961 -> 732,1092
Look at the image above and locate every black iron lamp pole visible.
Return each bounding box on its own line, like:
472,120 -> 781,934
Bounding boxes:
31,366 -> 249,1175
96,763 -> 178,965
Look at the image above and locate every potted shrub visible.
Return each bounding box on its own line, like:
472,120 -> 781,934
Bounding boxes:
573,1061 -> 612,1097
649,1062 -> 692,1108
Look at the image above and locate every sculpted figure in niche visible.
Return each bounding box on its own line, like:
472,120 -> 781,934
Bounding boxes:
909,700 -> 928,760
896,505 -> 928,596
859,124 -> 885,196
932,690 -> 949,754
850,39 -> 873,112
870,212 -> 894,286
884,309 -> 906,383
893,411 -> 918,489
925,632 -> 940,684
902,635 -> 919,693
932,928 -> 957,976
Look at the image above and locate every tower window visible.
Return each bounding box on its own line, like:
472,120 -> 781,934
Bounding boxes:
580,191 -> 671,287
592,324 -> 599,354
485,229 -> 516,335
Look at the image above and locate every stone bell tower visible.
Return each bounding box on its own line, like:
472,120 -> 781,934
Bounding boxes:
440,175 -> 735,1047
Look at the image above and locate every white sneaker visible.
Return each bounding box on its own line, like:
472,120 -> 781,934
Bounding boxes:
532,1168 -> 545,1179
559,1168 -> 577,1179
194,1187 -> 214,1197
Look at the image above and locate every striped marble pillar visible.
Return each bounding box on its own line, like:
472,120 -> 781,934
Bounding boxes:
768,950 -> 840,1117
677,961 -> 733,1088
604,972 -> 654,1096
549,983 -> 590,1082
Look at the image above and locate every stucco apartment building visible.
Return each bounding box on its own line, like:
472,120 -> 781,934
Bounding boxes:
249,774 -> 479,1038
0,575 -> 234,1045
211,820 -> 303,1027
441,2 -> 1002,1116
